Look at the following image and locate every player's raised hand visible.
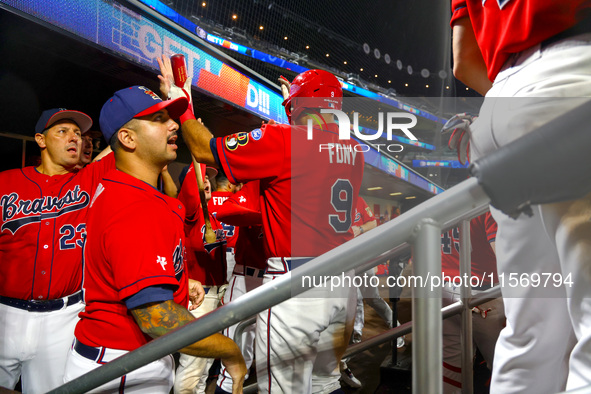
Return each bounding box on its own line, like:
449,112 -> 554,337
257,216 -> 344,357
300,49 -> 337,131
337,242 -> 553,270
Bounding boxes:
157,54 -> 174,99
278,75 -> 290,101
188,279 -> 205,310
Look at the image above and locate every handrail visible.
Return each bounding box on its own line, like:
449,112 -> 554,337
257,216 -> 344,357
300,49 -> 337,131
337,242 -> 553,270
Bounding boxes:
50,177 -> 490,393
239,285 -> 503,394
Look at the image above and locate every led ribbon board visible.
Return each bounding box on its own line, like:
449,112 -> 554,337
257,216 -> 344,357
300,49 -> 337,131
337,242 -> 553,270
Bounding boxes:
0,0 -> 288,123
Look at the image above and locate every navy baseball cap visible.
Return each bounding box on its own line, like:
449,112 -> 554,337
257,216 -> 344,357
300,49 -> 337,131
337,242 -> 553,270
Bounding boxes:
99,85 -> 189,142
35,108 -> 93,135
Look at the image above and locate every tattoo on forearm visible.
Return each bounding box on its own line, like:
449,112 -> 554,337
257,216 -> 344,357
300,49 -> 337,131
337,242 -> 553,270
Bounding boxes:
131,300 -> 194,338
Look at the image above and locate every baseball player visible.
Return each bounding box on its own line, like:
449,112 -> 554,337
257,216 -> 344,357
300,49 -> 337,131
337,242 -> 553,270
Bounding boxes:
209,173 -> 241,282
340,197 -> 390,389
174,163 -> 228,394
215,180 -> 267,394
158,55 -> 363,393
440,212 -> 504,393
0,108 -> 116,393
63,85 -> 246,393
75,130 -> 102,170
451,1 -> 591,392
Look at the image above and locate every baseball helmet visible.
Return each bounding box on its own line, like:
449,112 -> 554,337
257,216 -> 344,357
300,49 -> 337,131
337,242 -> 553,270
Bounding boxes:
282,69 -> 342,122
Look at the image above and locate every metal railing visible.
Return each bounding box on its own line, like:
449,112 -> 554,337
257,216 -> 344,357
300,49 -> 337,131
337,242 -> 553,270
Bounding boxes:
50,177 -> 490,393
50,100 -> 591,393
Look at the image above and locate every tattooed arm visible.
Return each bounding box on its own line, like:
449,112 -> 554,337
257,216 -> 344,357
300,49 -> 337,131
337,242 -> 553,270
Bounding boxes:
131,300 -> 246,393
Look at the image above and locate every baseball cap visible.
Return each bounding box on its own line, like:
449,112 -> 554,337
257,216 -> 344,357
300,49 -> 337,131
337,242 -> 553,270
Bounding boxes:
35,108 -> 93,135
99,85 -> 189,142
205,166 -> 218,179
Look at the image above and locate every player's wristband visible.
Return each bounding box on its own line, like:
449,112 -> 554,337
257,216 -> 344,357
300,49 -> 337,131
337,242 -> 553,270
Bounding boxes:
360,226 -> 364,234
179,106 -> 196,124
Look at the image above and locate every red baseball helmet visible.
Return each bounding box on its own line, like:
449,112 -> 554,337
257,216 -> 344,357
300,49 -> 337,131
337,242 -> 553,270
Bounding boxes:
282,69 -> 343,122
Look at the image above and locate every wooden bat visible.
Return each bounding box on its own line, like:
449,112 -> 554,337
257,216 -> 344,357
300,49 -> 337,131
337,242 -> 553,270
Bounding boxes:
171,54 -> 217,244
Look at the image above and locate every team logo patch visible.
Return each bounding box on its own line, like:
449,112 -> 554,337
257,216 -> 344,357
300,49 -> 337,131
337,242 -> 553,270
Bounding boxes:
250,128 -> 263,141
224,132 -> 249,151
138,86 -> 161,101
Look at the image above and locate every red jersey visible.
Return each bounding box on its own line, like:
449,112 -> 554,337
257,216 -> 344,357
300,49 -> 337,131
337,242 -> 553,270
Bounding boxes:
75,170 -> 189,350
76,169 -> 188,351
451,0 -> 591,81
0,154 -> 115,301
441,212 -> 498,285
217,181 -> 266,270
178,163 -> 227,286
209,191 -> 238,249
353,197 -> 375,226
212,123 -> 364,258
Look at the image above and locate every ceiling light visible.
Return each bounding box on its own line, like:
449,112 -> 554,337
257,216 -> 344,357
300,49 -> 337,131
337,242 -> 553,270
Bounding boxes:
405,196 -> 416,199
360,68 -> 364,72
388,80 -> 391,83
426,84 -> 429,88
390,192 -> 402,196
343,61 -> 347,64
367,186 -> 383,191
284,36 -> 288,40
232,14 -> 237,20
202,2 -> 206,6
466,87 -> 469,90
305,45 -> 310,49
446,86 -> 450,89
405,83 -> 408,87
259,25 -> 264,30
326,53 -> 330,57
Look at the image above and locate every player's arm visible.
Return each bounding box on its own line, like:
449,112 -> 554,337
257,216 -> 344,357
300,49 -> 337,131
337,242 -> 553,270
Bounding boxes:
160,165 -> 179,198
131,299 -> 246,393
352,219 -> 377,237
157,55 -> 217,166
452,17 -> 492,96
92,145 -> 113,162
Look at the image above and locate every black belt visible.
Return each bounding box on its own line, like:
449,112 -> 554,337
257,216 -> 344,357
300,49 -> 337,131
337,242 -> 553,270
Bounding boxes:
73,338 -> 102,362
0,291 -> 83,312
541,17 -> 591,49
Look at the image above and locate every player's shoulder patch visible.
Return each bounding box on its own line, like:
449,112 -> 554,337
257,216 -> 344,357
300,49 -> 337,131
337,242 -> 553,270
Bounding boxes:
250,128 -> 263,141
224,132 -> 249,151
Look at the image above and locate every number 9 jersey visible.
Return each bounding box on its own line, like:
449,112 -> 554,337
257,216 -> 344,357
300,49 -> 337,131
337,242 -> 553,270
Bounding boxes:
210,122 -> 364,258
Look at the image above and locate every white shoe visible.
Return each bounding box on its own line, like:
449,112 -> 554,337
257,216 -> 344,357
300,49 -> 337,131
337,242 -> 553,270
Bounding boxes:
397,335 -> 405,348
341,367 -> 362,388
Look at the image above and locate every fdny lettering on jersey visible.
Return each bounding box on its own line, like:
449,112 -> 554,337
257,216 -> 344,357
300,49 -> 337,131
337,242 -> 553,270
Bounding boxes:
318,143 -> 359,166
1,186 -> 90,234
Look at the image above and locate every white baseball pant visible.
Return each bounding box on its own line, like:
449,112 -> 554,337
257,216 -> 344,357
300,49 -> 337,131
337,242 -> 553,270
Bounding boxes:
0,295 -> 83,393
470,33 -> 591,393
255,258 -> 356,394
63,338 -> 174,393
216,265 -> 264,393
353,268 -> 393,337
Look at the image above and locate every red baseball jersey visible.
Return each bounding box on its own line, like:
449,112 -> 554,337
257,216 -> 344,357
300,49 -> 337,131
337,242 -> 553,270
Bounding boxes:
0,154 -> 115,301
178,163 -> 227,286
217,181 -> 267,270
76,169 -> 189,351
353,197 -> 376,226
212,123 -> 364,258
209,191 -> 238,249
441,212 -> 498,285
451,0 -> 591,81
